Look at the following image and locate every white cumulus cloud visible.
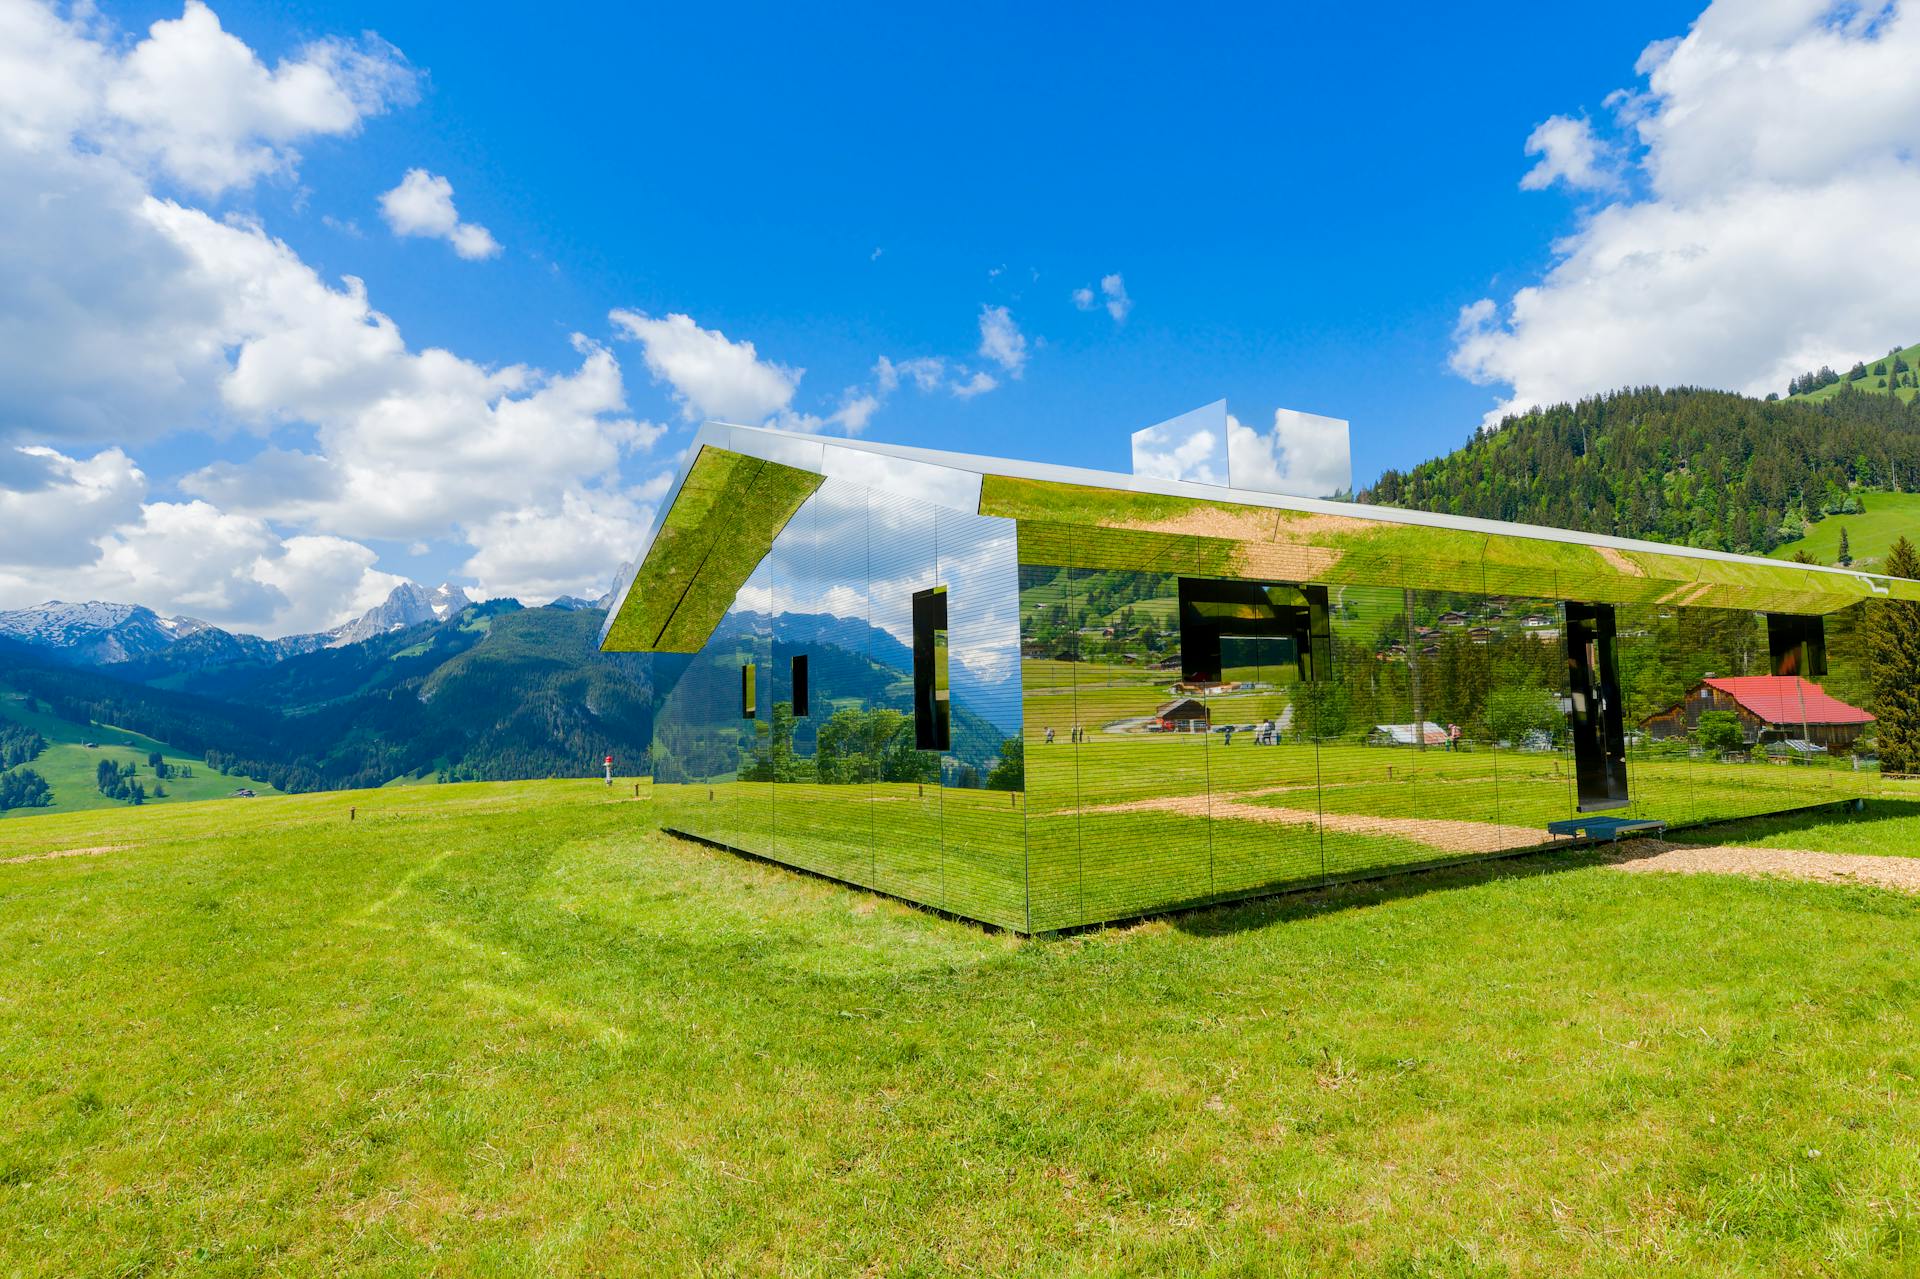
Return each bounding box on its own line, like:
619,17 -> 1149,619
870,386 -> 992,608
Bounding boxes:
1072,273 -> 1131,321
0,0 -> 415,196
609,310 -> 801,423
379,167 -> 500,259
977,304 -> 1027,376
1457,0 -> 1920,425
0,1 -> 661,632
1519,115 -> 1617,192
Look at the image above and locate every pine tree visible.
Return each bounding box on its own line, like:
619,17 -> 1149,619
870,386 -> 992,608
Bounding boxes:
1865,536 -> 1920,773
1838,526 -> 1853,566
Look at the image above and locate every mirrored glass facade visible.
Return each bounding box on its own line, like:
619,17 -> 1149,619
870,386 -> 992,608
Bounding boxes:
627,429 -> 1899,933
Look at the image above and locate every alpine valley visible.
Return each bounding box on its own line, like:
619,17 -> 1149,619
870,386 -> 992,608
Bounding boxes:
0,579 -> 663,815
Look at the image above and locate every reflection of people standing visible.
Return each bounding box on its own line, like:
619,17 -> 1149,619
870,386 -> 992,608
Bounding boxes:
1447,723 -> 1461,751
1223,725 -> 1235,747
1045,727 -> 1055,745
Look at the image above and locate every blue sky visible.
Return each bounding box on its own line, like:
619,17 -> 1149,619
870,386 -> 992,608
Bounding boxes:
213,0 -> 1690,480
7,0 -> 1920,633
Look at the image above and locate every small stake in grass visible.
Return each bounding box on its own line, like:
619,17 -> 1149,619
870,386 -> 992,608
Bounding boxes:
350,806 -> 356,822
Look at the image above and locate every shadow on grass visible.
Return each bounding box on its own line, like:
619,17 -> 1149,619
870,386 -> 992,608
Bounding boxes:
1164,843 -> 1618,938
1165,796 -> 1920,939
1664,796 -> 1920,849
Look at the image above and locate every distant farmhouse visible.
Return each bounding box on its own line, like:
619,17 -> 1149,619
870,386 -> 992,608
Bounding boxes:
1641,675 -> 1875,752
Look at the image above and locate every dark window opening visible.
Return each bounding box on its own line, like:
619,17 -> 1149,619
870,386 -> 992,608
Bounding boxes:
912,586 -> 950,751
1565,602 -> 1629,812
1177,579 -> 1330,686
1767,613 -> 1826,678
741,662 -> 756,720
790,654 -> 809,717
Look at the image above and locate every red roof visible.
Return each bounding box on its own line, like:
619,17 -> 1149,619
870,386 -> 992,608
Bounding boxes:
1702,676 -> 1874,726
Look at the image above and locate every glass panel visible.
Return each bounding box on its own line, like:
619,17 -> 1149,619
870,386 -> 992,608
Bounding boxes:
1020,553 -> 1084,932
867,487 -> 943,908
937,506 -> 1028,930
768,480 -> 874,886
1068,535 -> 1213,923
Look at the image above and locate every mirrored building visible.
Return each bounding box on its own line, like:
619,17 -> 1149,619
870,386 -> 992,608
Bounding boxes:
602,420 -> 1916,932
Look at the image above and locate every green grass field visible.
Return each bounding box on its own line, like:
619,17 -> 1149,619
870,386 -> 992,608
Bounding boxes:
0,687 -> 280,818
8,781 -> 1920,1274
1765,490 -> 1920,573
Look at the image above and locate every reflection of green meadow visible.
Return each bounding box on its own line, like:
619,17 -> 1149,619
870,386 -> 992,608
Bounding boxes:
663,720 -> 1876,931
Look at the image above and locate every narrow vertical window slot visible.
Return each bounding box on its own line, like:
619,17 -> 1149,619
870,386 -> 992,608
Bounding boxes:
791,654 -> 809,717
741,662 -> 756,719
913,586 -> 950,751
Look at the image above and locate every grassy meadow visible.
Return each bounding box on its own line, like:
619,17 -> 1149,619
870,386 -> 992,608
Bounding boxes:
7,780 -> 1920,1274
0,686 -> 280,818
1765,490 -> 1920,573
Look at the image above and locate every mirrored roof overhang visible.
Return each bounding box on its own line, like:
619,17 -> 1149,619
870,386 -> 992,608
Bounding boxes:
602,422 -> 1920,653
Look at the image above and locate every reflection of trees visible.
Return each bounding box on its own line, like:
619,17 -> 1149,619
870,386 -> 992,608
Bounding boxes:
1617,608 -> 1784,727
1292,679 -> 1350,741
739,703 -> 817,782
812,707 -> 939,784
1486,685 -> 1558,745
1019,566 -> 1176,663
985,736 -> 1024,790
1866,537 -> 1920,772
1694,709 -> 1745,755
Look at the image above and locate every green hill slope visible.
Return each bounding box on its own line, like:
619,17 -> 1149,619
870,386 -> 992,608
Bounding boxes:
1362,385 -> 1920,555
0,685 -> 279,818
1765,489 -> 1920,571
1789,341 -> 1920,405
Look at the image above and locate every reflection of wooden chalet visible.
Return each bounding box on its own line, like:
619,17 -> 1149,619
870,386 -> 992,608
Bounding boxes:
1155,698 -> 1211,730
1438,610 -> 1469,626
1467,626 -> 1497,644
1640,676 -> 1874,751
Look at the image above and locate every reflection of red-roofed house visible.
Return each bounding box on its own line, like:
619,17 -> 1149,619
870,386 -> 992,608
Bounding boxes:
1641,676 -> 1874,751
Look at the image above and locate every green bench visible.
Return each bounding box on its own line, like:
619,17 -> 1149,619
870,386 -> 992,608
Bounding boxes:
1546,816 -> 1667,843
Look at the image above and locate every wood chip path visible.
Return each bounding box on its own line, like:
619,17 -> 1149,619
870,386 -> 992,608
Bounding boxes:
1082,793 -> 1545,853
1608,839 -> 1920,894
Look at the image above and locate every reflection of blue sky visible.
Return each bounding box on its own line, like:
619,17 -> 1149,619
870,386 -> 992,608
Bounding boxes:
739,477 -> 1023,739
1131,400 -> 1350,498
1131,401 -> 1227,485
1228,407 -> 1351,498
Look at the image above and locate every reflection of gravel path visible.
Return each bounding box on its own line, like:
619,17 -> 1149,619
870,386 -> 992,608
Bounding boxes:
1609,839 -> 1920,893
1081,794 -> 1544,853
0,844 -> 127,866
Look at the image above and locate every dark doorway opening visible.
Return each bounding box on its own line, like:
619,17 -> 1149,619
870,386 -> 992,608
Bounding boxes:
1565,602 -> 1629,812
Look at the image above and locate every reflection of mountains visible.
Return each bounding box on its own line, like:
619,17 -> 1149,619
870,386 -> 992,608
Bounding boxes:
713,610 -> 1019,746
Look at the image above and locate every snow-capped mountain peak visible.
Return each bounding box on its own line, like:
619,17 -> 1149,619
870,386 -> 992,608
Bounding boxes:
323,581 -> 474,648
0,600 -> 213,665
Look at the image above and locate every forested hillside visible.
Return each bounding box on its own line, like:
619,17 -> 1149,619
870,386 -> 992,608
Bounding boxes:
1363,386 -> 1920,555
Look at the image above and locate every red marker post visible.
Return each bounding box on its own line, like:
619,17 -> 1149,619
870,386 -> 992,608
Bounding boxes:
604,754 -> 613,786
